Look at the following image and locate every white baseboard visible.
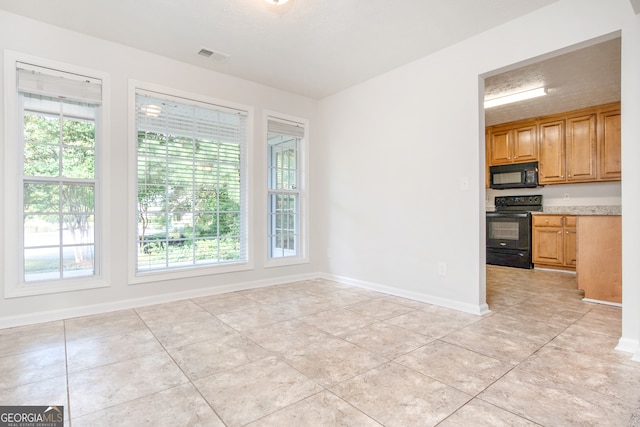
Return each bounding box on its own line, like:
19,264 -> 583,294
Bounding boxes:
616,337 -> 639,355
582,298 -> 622,307
320,272 -> 491,316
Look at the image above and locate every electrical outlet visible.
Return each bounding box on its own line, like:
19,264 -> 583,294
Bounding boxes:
438,262 -> 447,276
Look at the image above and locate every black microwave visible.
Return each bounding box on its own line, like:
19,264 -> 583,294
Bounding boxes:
489,161 -> 539,189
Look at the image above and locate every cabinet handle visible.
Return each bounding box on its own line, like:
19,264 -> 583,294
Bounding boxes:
558,231 -> 562,234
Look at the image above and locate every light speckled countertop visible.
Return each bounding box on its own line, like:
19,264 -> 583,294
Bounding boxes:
533,205 -> 621,215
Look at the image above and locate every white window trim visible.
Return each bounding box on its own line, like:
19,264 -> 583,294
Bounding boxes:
127,80 -> 254,285
264,111 -> 309,268
3,50 -> 111,298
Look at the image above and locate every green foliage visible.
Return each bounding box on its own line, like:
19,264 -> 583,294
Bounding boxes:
22,107 -> 97,279
136,131 -> 242,265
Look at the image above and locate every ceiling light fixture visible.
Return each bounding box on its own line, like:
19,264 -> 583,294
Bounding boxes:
265,0 -> 289,4
484,87 -> 547,109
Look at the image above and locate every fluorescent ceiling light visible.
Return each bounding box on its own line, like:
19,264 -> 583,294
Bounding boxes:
484,87 -> 547,109
265,0 -> 289,4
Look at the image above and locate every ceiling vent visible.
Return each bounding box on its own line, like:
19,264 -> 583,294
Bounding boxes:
197,47 -> 230,62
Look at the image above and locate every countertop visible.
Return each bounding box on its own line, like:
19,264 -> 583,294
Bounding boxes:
532,205 -> 621,215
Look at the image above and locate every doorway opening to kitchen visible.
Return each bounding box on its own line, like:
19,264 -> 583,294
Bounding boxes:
481,33 -> 622,311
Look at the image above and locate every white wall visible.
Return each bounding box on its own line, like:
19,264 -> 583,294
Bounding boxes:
317,0 -> 640,350
0,11 -> 320,326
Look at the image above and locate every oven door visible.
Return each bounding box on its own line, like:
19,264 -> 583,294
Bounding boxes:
486,212 -> 531,251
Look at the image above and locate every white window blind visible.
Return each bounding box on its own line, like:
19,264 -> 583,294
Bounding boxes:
135,91 -> 248,272
17,62 -> 102,103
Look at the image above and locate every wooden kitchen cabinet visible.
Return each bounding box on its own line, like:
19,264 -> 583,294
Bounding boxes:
565,113 -> 597,182
539,112 -> 597,184
538,119 -> 565,184
487,120 -> 537,166
532,214 -> 576,271
577,216 -> 621,303
598,106 -> 621,181
487,102 -> 620,185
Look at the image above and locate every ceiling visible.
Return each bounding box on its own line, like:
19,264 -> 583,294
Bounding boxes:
0,0 -> 561,100
484,36 -> 621,126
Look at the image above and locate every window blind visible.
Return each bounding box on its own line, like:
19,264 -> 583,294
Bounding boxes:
135,91 -> 248,271
268,118 -> 304,141
17,62 -> 102,103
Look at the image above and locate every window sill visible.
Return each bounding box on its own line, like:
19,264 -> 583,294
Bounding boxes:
264,256 -> 309,269
5,277 -> 110,299
129,261 -> 254,285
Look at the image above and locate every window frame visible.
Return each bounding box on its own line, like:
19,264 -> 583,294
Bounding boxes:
3,51 -> 111,298
128,81 -> 253,285
264,112 -> 309,268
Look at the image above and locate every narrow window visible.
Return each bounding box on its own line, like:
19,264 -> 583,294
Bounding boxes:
267,117 -> 304,259
135,90 -> 248,273
18,63 -> 102,284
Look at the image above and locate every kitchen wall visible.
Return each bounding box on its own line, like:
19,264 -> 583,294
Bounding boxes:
0,10 -> 320,326
317,0 -> 640,349
486,182 -> 622,211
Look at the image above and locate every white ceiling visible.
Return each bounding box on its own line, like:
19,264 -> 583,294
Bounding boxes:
484,36 -> 621,126
0,0 -> 561,99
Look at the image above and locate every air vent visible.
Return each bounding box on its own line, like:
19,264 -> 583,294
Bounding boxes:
197,47 -> 230,62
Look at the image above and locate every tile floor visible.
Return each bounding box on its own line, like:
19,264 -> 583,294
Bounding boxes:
1,266 -> 639,426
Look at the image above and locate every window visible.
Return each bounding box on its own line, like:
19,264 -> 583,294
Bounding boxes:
3,53 -> 108,297
267,116 -> 305,260
134,89 -> 248,275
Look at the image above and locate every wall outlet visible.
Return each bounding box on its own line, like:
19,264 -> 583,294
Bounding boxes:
438,261 -> 447,276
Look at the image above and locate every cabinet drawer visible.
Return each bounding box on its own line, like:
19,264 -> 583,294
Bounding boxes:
564,216 -> 577,227
533,215 -> 563,227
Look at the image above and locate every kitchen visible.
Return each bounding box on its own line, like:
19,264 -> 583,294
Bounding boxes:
484,35 -> 621,305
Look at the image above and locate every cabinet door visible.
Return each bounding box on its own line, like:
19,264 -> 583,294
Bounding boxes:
538,120 -> 565,184
566,114 -> 597,182
488,127 -> 512,165
533,226 -> 564,265
598,108 -> 621,181
564,224 -> 577,267
512,124 -> 537,162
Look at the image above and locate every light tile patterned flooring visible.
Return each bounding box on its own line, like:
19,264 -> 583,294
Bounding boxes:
1,266 -> 639,426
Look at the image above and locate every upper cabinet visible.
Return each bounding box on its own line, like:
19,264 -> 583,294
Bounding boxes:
487,121 -> 537,165
487,102 -> 621,185
598,106 -> 621,181
538,119 -> 565,183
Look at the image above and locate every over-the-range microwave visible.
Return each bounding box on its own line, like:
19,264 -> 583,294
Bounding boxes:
489,161 -> 539,189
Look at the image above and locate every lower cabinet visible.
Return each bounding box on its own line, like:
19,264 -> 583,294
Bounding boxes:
577,216 -> 622,303
532,215 -> 576,271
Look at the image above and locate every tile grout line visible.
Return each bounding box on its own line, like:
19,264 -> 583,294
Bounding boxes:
132,306 -> 231,426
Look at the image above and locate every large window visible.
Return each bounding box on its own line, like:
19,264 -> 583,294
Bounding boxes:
135,90 -> 248,274
3,55 -> 108,297
267,117 -> 305,260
